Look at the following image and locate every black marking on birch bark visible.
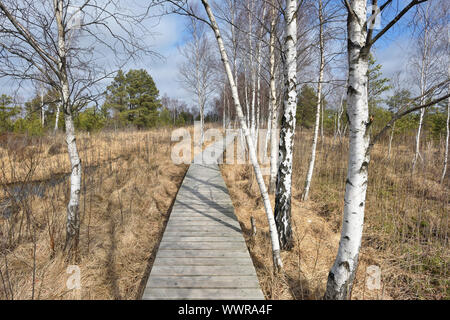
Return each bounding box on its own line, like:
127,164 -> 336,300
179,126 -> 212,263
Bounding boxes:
359,202 -> 364,207
360,161 -> 369,173
346,178 -> 353,186
339,261 -> 350,272
343,236 -> 350,241
348,85 -> 358,96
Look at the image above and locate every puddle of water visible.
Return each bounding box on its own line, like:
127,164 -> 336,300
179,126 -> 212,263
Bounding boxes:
1,165 -> 99,219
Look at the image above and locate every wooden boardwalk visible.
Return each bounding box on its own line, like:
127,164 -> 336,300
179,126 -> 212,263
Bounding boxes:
142,136 -> 264,300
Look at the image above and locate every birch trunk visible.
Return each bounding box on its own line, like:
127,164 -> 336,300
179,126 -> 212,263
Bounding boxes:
255,4 -> 265,147
201,0 -> 283,270
441,96 -> 449,184
274,0 -> 297,250
248,0 -> 256,143
54,104 -> 60,132
55,0 -> 82,257
324,0 -> 370,299
41,93 -> 45,127
268,1 -> 278,194
302,0 -> 324,202
412,16 -> 429,173
412,107 -> 425,172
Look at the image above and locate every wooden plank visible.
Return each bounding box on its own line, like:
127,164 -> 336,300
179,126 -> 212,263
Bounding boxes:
157,249 -> 251,258
150,265 -> 257,276
163,225 -> 242,233
169,212 -> 238,220
163,231 -> 243,237
158,241 -> 246,250
143,288 -> 264,300
152,257 -> 253,266
166,220 -> 240,227
147,275 -> 260,289
161,236 -> 244,242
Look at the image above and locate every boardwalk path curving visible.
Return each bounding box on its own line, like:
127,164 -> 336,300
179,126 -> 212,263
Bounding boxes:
142,136 -> 264,300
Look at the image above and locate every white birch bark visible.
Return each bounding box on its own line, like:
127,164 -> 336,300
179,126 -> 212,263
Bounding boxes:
325,0 -> 370,299
55,0 -> 81,256
274,0 -> 297,250
41,90 -> 45,127
412,6 -> 430,173
248,0 -> 256,143
269,12 -> 278,194
54,104 -> 60,132
302,0 -> 325,202
412,105 -> 425,171
268,0 -> 279,194
201,0 -> 283,270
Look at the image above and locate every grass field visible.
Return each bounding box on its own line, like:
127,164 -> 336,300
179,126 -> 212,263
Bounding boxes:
221,129 -> 448,300
0,126 -> 448,300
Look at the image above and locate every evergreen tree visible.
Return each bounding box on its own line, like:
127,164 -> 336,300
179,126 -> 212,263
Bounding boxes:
0,94 -> 20,133
103,69 -> 161,128
296,84 -> 327,129
367,54 -> 391,113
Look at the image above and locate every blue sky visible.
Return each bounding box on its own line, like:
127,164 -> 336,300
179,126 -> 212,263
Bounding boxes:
0,1 -> 427,108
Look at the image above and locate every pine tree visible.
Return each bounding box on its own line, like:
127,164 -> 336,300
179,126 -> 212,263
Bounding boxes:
104,69 -> 161,128
0,94 -> 19,133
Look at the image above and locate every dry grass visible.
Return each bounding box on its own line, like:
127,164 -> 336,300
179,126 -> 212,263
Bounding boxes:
0,125 -> 447,300
220,129 -> 448,300
0,128 -> 192,300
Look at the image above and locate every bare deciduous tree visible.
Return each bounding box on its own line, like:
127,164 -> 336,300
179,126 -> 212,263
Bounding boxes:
178,11 -> 216,146
0,0 -> 156,259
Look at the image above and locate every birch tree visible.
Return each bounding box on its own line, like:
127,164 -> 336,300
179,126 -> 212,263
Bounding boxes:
324,0 -> 448,300
302,0 -> 325,201
0,0 -> 155,259
166,0 -> 284,270
274,0 -> 297,250
410,1 -> 443,173
268,0 -> 281,194
442,94 -> 449,184
178,13 -> 216,146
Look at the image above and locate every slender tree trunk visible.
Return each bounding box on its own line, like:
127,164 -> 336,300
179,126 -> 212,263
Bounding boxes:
412,107 -> 425,172
201,0 -> 283,270
302,0 -> 325,202
274,0 -> 297,250
441,96 -> 449,184
255,4 -> 265,147
223,84 -> 226,130
55,0 -> 82,258
412,22 -> 429,173
41,93 -> 45,128
54,104 -> 60,132
324,0 -> 370,300
268,1 -> 278,194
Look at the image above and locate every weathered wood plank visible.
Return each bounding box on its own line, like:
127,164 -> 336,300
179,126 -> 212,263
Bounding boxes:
157,249 -> 251,258
162,232 -> 243,238
163,225 -> 242,233
143,288 -> 264,300
150,265 -> 257,276
161,236 -> 244,242
152,257 -> 253,266
158,241 -> 247,250
166,220 -> 241,227
146,276 -> 260,289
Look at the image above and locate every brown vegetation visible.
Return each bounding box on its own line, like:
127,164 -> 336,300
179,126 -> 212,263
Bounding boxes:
221,129 -> 448,300
0,128 -> 189,299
